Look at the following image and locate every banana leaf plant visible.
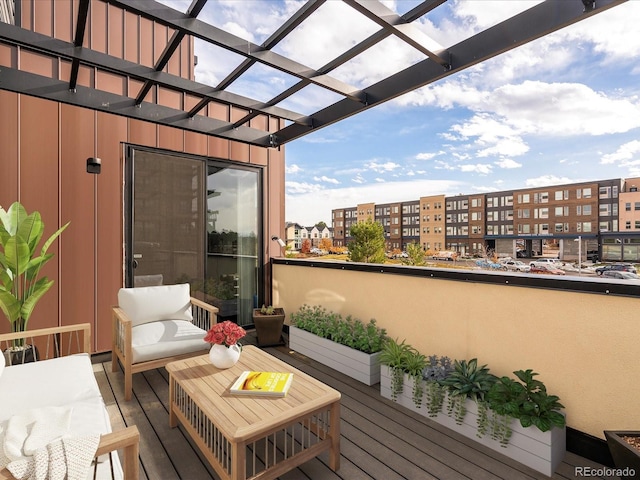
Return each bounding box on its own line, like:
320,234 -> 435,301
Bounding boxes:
0,202 -> 69,347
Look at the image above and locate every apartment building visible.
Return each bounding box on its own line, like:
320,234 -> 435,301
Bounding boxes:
332,177 -> 640,262
419,195 -> 446,252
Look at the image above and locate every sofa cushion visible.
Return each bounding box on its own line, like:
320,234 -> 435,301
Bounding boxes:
0,355 -> 123,479
131,320 -> 209,364
118,283 -> 192,327
0,354 -> 101,421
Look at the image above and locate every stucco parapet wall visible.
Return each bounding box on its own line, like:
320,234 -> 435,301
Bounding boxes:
272,258 -> 640,298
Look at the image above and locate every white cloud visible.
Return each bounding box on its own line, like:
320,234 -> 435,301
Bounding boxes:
365,161 -> 401,173
285,181 -> 324,195
285,164 -> 302,174
286,179 -> 465,225
313,176 -> 340,185
352,175 -> 365,184
415,152 -> 443,161
459,164 -> 493,175
495,158 -> 522,169
375,178 -> 386,183
601,140 -> 640,165
525,175 -> 574,188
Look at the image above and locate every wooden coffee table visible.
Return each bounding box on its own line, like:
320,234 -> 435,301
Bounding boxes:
166,345 -> 341,480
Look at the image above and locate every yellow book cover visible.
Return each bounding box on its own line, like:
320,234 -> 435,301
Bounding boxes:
230,371 -> 293,397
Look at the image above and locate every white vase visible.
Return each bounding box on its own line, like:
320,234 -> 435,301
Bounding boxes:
208,343 -> 241,369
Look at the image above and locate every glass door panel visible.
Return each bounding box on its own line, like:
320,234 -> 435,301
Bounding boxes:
129,150 -> 205,288
206,165 -> 259,326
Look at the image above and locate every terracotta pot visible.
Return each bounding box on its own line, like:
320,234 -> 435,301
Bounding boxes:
253,308 -> 285,347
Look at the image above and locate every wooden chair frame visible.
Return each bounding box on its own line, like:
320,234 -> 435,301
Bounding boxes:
0,324 -> 140,480
112,296 -> 218,401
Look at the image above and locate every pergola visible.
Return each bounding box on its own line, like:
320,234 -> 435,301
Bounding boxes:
0,0 -> 627,148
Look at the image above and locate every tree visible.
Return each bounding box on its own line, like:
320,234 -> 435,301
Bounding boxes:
403,242 -> 427,266
315,221 -> 328,230
319,237 -> 332,251
348,219 -> 386,264
301,238 -> 311,254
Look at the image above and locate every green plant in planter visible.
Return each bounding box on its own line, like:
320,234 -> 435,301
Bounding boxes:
260,304 -> 276,315
440,358 -> 497,426
290,304 -> 387,354
422,355 -> 453,417
0,202 -> 69,345
404,348 -> 427,408
487,369 -> 565,435
379,338 -> 414,401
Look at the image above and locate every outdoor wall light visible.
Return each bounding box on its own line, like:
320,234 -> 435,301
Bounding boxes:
86,157 -> 102,174
582,0 -> 595,12
271,236 -> 286,248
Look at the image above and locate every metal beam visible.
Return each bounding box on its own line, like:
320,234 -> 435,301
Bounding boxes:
0,66 -> 274,147
134,0 -> 208,105
189,0 -> 325,118
230,0 -> 444,129
106,0 -> 366,103
68,0 -> 90,91
343,0 -> 449,67
0,23 -> 307,124
273,0 -> 628,145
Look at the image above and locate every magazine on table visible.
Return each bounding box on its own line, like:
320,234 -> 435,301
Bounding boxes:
230,371 -> 293,397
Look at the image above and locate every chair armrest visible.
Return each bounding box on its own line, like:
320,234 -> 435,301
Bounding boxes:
190,296 -> 218,331
112,307 -> 133,361
0,426 -> 140,480
0,323 -> 91,359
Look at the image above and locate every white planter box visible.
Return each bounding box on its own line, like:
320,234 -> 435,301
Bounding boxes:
380,366 -> 566,477
288,326 -> 381,385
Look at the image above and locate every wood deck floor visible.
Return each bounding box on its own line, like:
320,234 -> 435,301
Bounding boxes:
94,332 -> 619,480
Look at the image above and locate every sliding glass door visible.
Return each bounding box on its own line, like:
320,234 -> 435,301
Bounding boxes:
125,147 -> 261,326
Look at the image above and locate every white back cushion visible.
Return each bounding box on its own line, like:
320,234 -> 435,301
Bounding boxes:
118,283 -> 193,327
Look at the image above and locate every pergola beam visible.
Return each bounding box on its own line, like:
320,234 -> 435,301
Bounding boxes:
273,0 -> 628,145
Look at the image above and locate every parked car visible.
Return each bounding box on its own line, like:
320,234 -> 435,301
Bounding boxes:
529,264 -> 566,275
586,250 -> 599,262
502,260 -> 531,272
516,250 -> 530,258
529,258 -> 562,268
309,247 -> 328,255
601,270 -> 640,280
595,264 -> 638,276
432,251 -> 457,261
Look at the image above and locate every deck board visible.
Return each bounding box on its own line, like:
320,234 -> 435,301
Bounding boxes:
98,332 -> 620,480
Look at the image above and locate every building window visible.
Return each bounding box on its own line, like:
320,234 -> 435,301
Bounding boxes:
582,222 -> 592,232
583,188 -> 592,198
471,198 -> 482,208
626,221 -> 632,230
554,223 -> 563,233
625,202 -> 631,211
599,204 -> 611,216
636,221 -> 640,229
583,205 -> 592,215
471,212 -> 481,221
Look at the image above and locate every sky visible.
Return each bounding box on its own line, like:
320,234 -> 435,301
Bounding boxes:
162,0 -> 640,226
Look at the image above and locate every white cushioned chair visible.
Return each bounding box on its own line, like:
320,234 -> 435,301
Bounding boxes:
112,283 -> 218,401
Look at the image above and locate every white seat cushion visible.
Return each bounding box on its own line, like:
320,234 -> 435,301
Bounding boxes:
0,355 -> 122,480
118,283 -> 192,327
131,320 -> 209,364
0,354 -> 101,421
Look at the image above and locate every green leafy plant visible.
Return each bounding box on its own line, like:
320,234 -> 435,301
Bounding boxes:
440,358 -> 497,425
0,202 -> 69,344
260,304 -> 276,315
404,348 -> 427,408
289,304 -> 387,354
379,338 -> 414,401
487,369 -> 566,433
422,355 -> 453,417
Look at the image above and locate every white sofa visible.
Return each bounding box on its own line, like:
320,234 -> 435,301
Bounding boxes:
0,324 -> 139,480
112,283 -> 218,401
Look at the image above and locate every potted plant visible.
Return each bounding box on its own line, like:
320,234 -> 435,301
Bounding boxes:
0,202 -> 69,363
289,304 -> 387,385
603,431 -> 640,473
252,304 -> 285,347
